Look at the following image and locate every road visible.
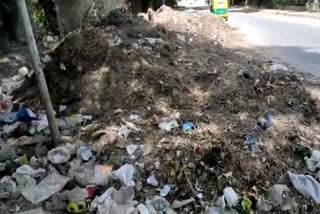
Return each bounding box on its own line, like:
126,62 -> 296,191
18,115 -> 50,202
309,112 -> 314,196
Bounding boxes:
228,12 -> 320,76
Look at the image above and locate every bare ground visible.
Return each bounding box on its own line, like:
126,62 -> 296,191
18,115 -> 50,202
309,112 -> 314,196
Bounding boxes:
1,6 -> 320,213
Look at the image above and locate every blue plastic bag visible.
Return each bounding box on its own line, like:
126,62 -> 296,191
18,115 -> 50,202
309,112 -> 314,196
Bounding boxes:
182,122 -> 195,131
17,108 -> 36,123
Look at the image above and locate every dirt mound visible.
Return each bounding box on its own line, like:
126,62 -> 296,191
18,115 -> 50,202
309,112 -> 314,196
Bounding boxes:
43,8 -> 320,212
154,6 -> 232,42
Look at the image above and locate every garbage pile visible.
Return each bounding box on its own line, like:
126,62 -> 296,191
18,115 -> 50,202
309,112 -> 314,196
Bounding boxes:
0,6 -> 320,214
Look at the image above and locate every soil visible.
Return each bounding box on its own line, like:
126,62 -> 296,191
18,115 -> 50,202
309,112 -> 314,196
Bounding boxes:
5,6 -> 320,213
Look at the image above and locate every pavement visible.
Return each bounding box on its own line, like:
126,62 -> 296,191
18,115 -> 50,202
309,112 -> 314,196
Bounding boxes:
228,11 -> 320,77
230,7 -> 320,19
175,2 -> 320,77
259,8 -> 320,20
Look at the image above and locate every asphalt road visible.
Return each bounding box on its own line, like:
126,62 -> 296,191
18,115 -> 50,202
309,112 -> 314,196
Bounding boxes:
228,12 -> 320,76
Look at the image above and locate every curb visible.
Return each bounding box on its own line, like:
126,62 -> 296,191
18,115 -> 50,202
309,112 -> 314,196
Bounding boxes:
259,9 -> 320,20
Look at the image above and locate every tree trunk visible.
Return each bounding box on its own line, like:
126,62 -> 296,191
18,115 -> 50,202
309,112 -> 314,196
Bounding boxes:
17,0 -> 61,146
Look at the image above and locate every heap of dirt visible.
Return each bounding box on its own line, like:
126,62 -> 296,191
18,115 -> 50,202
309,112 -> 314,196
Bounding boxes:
153,6 -> 232,43
43,8 -> 320,212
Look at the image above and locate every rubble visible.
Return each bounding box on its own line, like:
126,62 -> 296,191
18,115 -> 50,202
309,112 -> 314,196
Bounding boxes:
0,5 -> 319,214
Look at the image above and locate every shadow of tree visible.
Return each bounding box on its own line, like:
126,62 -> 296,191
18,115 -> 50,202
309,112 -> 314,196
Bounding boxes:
43,8 -> 320,209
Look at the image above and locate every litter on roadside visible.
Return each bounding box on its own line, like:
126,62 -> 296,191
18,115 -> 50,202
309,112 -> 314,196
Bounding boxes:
257,111 -> 272,130
112,164 -> 135,187
15,165 -> 46,178
279,171 -> 320,204
223,187 -> 239,207
244,134 -> 259,154
147,172 -> 159,187
172,198 -> 195,209
48,146 -> 71,164
22,172 -> 69,204
270,63 -> 288,72
182,122 -> 195,131
305,150 -> 320,172
159,119 -> 178,132
77,146 -> 93,161
160,185 -> 171,197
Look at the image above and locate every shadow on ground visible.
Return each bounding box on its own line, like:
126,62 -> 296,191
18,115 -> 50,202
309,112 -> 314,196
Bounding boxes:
41,8 -> 320,200
2,7 -> 320,212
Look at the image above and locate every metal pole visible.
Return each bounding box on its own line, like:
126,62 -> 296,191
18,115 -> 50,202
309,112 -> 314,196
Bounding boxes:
16,0 -> 61,145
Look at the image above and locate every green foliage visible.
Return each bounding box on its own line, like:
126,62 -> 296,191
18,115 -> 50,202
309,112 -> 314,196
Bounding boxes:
271,0 -> 307,7
241,197 -> 252,214
27,0 -> 46,33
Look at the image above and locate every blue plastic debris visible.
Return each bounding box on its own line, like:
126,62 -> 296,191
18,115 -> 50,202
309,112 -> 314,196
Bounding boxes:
245,134 -> 259,153
182,122 -> 195,131
257,111 -> 272,130
17,108 -> 36,123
